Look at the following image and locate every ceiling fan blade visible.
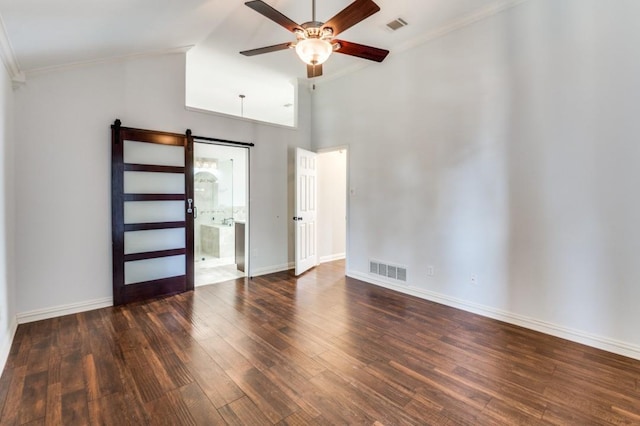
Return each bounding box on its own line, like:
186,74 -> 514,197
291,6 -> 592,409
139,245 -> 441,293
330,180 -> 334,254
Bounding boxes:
322,0 -> 380,37
245,0 -> 302,33
333,39 -> 389,62
307,64 -> 323,78
240,42 -> 293,56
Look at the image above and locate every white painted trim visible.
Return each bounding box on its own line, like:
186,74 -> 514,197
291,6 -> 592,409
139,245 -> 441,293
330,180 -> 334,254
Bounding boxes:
0,316 -> 18,373
348,270 -> 640,361
316,0 -> 529,86
185,105 -> 297,130
0,13 -> 24,84
320,253 -> 345,264
16,297 -> 113,324
24,45 -> 193,77
250,262 -> 294,277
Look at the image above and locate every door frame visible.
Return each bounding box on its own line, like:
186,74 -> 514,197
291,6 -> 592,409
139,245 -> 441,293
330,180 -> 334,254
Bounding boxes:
192,140 -> 251,282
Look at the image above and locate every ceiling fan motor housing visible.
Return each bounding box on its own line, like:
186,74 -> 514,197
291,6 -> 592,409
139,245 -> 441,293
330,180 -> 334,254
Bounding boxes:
297,22 -> 333,40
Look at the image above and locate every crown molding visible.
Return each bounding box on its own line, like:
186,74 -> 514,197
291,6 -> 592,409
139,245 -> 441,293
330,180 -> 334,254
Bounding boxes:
0,13 -> 25,86
316,0 -> 529,86
24,45 -> 194,78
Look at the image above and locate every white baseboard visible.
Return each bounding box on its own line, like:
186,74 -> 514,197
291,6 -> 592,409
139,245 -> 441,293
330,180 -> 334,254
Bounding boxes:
250,262 -> 294,278
348,270 -> 640,361
320,253 -> 345,264
250,256 -> 344,277
16,297 -> 113,324
0,316 -> 17,373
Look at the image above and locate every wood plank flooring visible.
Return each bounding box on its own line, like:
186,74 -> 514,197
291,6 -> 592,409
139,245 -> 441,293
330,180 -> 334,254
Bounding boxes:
1,260 -> 640,425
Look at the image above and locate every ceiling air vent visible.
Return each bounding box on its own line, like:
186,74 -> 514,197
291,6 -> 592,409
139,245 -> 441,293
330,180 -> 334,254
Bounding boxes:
386,17 -> 408,31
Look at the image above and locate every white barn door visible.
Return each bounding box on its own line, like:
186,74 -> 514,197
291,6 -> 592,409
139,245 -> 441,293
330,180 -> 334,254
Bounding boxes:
295,148 -> 318,275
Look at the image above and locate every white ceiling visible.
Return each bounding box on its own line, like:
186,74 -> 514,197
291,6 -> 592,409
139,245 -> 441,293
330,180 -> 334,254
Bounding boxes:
0,0 -> 513,124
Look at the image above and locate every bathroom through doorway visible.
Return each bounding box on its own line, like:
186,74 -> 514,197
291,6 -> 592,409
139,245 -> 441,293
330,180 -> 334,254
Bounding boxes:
193,142 -> 248,286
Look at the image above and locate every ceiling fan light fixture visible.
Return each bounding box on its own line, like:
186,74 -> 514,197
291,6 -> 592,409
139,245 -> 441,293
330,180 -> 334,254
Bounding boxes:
295,38 -> 333,65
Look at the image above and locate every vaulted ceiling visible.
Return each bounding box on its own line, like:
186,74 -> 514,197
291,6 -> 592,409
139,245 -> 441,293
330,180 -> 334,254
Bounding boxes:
0,0 -> 518,124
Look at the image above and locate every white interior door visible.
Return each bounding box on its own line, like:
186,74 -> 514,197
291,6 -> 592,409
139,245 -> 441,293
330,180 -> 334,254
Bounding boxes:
295,148 -> 318,275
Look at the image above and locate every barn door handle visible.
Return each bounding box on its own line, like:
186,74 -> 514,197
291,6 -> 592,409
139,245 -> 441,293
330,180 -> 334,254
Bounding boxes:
187,198 -> 193,214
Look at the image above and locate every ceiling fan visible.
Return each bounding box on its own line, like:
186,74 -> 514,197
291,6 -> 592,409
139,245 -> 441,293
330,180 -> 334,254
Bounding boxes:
240,0 -> 390,78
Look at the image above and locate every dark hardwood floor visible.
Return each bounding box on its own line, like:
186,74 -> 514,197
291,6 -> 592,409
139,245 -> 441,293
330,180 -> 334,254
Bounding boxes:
1,260 -> 639,425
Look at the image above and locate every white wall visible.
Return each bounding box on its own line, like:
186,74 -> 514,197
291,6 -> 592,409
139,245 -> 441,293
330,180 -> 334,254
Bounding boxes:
318,149 -> 346,263
0,65 -> 16,367
312,0 -> 640,358
14,52 -> 311,316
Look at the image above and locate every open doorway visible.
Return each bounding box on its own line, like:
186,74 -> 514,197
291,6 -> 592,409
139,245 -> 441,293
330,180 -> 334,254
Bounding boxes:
317,147 -> 347,269
194,142 -> 248,285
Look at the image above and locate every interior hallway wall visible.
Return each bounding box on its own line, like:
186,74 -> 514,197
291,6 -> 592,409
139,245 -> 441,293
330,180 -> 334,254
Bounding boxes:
13,52 -> 311,317
317,149 -> 346,263
312,0 -> 640,358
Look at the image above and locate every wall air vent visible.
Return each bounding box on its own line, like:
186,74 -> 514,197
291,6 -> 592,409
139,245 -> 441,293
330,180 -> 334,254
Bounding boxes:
379,263 -> 388,277
369,260 -> 407,283
387,266 -> 397,279
386,17 -> 408,31
397,268 -> 407,282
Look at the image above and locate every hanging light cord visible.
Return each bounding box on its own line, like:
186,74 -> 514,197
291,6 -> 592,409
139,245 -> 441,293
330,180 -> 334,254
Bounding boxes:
239,94 -> 246,117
